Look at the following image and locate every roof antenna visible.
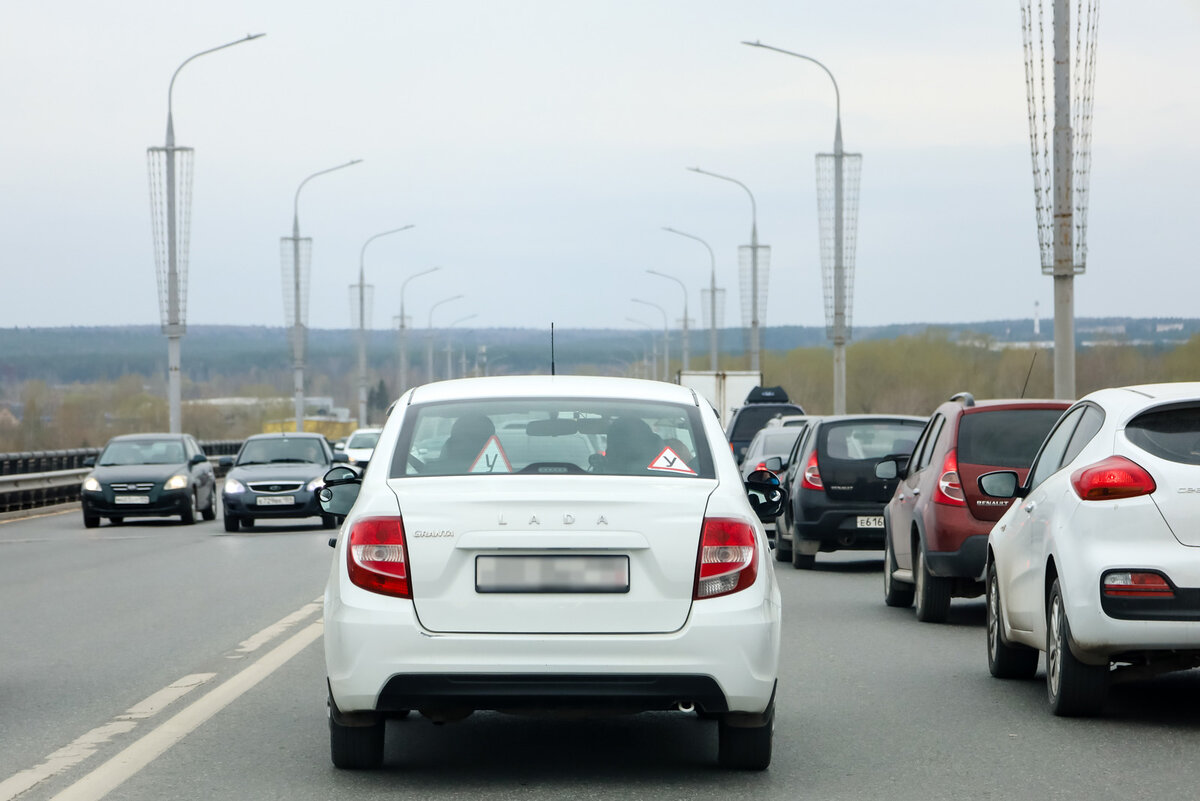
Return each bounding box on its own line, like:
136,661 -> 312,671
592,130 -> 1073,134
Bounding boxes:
550,322 -> 556,376
1020,351 -> 1037,398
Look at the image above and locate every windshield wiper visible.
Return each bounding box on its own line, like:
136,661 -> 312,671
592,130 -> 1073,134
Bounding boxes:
269,458 -> 311,463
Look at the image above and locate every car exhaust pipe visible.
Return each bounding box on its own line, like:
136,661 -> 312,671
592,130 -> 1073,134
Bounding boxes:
676,700 -> 695,713
838,533 -> 855,547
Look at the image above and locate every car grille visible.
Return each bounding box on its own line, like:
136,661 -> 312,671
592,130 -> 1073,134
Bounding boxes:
248,482 -> 304,493
110,482 -> 155,492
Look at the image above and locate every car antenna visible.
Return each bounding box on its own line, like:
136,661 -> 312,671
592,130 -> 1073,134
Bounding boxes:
550,322 -> 556,376
1020,351 -> 1037,398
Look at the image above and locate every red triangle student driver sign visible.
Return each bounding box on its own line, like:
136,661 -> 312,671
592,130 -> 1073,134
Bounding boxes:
469,435 -> 513,473
647,446 -> 697,475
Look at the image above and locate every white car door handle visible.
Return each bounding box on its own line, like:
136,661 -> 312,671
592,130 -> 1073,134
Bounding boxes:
1023,501 -> 1035,513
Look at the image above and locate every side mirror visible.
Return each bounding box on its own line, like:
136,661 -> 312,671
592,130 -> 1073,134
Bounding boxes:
764,456 -> 783,472
332,451 -> 350,463
189,453 -> 207,466
875,459 -> 898,480
334,442 -> 345,450
979,470 -> 1023,499
218,456 -> 234,468
83,456 -> 96,467
745,469 -> 787,524
318,466 -> 361,517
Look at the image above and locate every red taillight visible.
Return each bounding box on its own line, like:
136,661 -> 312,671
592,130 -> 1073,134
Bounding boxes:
934,448 -> 966,507
801,451 -> 823,491
1103,571 -> 1174,598
1070,456 -> 1157,501
347,516 -> 410,598
694,518 -> 758,600
755,461 -> 768,471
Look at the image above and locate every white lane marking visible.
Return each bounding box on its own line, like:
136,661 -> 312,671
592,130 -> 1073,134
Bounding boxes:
0,675 -> 214,801
49,621 -> 324,801
228,601 -> 322,658
116,674 -> 216,721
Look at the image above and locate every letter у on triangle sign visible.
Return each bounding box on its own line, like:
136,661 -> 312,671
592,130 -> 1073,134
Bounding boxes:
469,435 -> 513,473
647,447 -> 697,475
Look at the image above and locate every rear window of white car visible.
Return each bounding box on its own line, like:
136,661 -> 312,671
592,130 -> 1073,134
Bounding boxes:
390,398 -> 714,478
1126,404 -> 1200,465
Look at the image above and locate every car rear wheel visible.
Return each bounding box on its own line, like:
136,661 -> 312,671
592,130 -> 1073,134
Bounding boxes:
1046,579 -> 1108,716
883,529 -> 914,608
223,514 -> 240,533
329,697 -> 384,769
717,702 -> 773,770
774,525 -> 793,563
200,490 -> 216,521
180,491 -> 197,525
986,562 -> 1038,679
322,513 -> 339,529
914,541 -> 951,623
83,512 -> 100,529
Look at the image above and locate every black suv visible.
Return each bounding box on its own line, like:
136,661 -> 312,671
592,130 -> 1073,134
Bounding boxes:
725,386 -> 805,465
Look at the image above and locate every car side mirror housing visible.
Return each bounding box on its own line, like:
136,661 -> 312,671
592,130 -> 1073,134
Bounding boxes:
318,466 -> 361,517
83,456 -> 96,467
979,470 -> 1024,499
189,453 -> 207,466
764,456 -> 783,472
875,459 -> 898,480
331,452 -> 350,463
744,469 -> 787,524
218,456 -> 234,468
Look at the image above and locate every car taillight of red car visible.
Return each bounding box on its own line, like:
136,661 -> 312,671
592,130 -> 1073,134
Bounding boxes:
934,449 -> 966,507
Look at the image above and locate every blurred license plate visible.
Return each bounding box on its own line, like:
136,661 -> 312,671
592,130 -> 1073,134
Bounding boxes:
857,516 -> 884,528
476,555 -> 629,594
114,495 -> 149,505
256,496 -> 294,506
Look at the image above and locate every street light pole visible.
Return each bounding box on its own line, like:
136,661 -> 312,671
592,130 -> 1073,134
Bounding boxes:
743,40 -> 852,413
647,269 -> 689,372
149,33 -> 264,434
396,266 -> 439,396
284,159 -> 362,432
687,167 -> 762,373
444,314 -> 478,379
353,225 -> 414,427
632,298 -> 669,381
626,317 -> 657,379
663,227 -> 720,372
426,295 -> 463,382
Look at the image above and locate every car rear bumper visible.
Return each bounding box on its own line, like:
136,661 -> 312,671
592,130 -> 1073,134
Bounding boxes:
924,534 -> 988,580
81,490 -> 189,518
794,511 -> 886,551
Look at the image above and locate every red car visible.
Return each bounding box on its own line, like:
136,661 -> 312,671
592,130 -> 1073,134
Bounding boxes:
878,393 -> 1070,622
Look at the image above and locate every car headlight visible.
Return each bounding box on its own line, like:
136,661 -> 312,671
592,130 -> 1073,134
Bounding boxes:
164,474 -> 189,491
224,477 -> 246,494
83,476 -> 101,492
306,476 -> 324,491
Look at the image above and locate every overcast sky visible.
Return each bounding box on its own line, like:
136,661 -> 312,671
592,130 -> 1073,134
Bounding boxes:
2,1 -> 1197,334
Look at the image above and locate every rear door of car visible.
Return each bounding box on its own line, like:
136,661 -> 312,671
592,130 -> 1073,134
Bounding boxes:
818,418 -> 925,505
957,406 -> 1068,522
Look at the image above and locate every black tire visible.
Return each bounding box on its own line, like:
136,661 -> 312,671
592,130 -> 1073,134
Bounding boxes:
1046,579 -> 1108,716
200,489 -> 216,521
717,703 -> 773,770
791,528 -> 815,570
83,512 -> 100,529
883,529 -> 915,608
329,706 -> 385,770
986,562 -> 1038,679
774,524 -> 793,563
223,514 -> 239,533
914,541 -> 951,623
241,517 -> 255,529
322,513 -> 339,530
180,491 -> 197,525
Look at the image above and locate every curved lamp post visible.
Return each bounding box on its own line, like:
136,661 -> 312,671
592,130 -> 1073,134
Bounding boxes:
687,167 -> 763,374
647,269 -> 689,372
663,226 -> 720,371
149,33 -> 264,434
426,294 -> 463,382
625,317 -> 657,379
395,266 -> 439,396
353,225 -> 414,426
632,298 -> 669,381
284,159 -> 362,431
445,313 -> 478,379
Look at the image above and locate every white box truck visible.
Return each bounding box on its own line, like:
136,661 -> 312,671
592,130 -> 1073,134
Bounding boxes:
678,370 -> 763,422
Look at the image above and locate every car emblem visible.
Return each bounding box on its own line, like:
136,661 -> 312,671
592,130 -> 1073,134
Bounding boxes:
269,484 -> 282,492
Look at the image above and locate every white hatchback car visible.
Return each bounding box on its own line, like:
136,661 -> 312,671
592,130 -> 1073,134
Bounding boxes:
337,427 -> 383,467
319,375 -> 784,769
982,383 -> 1200,716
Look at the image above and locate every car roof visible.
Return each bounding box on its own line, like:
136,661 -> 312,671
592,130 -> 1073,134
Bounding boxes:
245,432 -> 328,441
108,432 -> 184,442
810,414 -> 927,424
1080,382 -> 1200,423
406,375 -> 701,405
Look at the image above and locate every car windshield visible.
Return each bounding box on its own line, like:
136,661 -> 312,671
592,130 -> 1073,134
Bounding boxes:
98,439 -> 185,466
346,432 -> 381,449
238,438 -> 327,465
958,408 -> 1066,468
821,421 -> 924,461
392,398 -> 714,478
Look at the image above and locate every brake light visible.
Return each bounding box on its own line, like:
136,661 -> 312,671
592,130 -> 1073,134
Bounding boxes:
347,516 -> 411,598
755,461 -> 767,472
1103,571 -> 1174,598
801,452 -> 823,491
694,518 -> 758,599
1070,456 -> 1156,501
934,448 -> 966,507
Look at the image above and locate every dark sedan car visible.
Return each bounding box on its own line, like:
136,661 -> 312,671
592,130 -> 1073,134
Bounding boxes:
220,432 -> 347,532
80,433 -> 217,527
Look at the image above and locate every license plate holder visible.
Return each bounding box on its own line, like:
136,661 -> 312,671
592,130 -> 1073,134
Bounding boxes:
114,495 -> 150,505
476,555 -> 630,594
857,515 -> 884,529
256,495 -> 295,506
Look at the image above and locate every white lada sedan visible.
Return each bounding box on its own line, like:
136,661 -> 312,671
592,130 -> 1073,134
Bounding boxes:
319,376 -> 784,770
982,383 -> 1200,716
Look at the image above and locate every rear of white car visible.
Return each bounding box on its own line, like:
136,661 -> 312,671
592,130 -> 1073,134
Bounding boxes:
323,376 -> 781,769
986,384 -> 1200,715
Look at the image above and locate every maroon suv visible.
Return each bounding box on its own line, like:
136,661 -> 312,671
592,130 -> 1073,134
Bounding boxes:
878,393 -> 1070,622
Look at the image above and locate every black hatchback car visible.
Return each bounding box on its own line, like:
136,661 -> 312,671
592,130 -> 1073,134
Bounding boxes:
773,414 -> 926,569
219,433 -> 348,532
80,433 -> 217,527
725,386 -> 805,466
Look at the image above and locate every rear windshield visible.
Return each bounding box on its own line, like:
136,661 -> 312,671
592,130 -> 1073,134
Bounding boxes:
759,430 -> 803,456
1126,404 -> 1200,465
730,405 -> 804,440
958,408 -> 1066,468
391,398 -> 714,478
820,420 -> 924,461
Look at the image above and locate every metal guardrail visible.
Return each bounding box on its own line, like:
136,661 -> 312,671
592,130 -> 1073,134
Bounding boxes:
0,440 -> 243,515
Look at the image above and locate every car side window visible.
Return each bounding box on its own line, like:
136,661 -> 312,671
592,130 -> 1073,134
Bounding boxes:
1061,404 -> 1104,467
1028,406 -> 1085,490
915,415 -> 945,473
